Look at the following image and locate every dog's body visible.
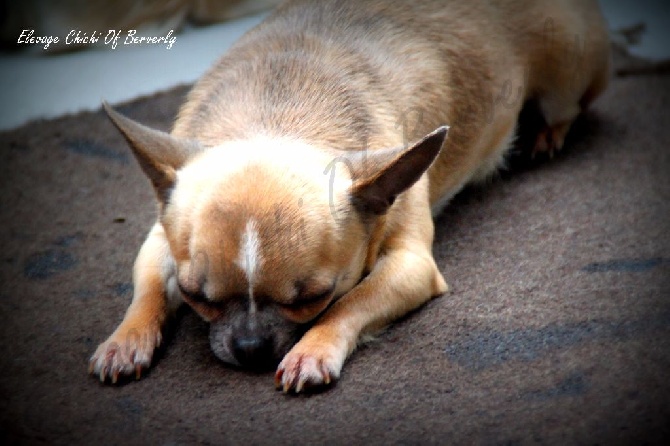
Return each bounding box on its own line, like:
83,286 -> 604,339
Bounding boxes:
90,0 -> 610,392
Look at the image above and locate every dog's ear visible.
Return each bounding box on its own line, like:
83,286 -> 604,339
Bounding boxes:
103,101 -> 203,203
349,126 -> 448,215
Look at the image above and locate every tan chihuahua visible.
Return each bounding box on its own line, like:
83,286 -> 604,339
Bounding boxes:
90,0 -> 610,392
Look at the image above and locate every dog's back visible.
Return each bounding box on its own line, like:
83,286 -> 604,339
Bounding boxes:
174,0 -> 610,206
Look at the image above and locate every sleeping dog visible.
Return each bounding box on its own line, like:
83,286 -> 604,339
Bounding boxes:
90,0 -> 610,392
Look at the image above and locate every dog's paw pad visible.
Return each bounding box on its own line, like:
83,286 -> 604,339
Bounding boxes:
275,350 -> 342,394
88,325 -> 162,384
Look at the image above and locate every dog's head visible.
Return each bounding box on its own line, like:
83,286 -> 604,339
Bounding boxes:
104,103 -> 446,370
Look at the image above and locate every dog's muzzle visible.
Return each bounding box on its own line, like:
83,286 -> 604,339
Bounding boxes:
209,317 -> 304,371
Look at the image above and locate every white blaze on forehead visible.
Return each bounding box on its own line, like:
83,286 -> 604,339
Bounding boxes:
235,219 -> 263,313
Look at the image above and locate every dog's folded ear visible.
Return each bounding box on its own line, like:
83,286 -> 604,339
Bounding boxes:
103,101 -> 203,203
349,126 -> 448,215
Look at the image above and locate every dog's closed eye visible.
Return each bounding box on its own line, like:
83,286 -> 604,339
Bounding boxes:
282,282 -> 336,309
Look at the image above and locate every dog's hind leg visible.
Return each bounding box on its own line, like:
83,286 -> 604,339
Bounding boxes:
533,47 -> 610,158
532,92 -> 582,157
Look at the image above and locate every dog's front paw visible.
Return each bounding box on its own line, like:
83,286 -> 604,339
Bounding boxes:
89,324 -> 162,384
274,331 -> 347,394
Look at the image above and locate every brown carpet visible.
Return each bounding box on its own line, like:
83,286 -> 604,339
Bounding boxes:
1,49 -> 669,445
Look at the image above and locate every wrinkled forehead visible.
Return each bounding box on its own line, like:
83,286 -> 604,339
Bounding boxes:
195,187 -> 334,255
178,217 -> 340,300
179,187 -> 342,296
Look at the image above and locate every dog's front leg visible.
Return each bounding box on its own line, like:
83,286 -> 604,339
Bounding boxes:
89,222 -> 180,383
276,246 -> 447,393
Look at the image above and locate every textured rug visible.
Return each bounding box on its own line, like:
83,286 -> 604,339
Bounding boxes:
0,49 -> 668,444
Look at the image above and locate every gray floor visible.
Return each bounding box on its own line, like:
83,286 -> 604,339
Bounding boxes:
0,0 -> 668,132
1,48 -> 668,445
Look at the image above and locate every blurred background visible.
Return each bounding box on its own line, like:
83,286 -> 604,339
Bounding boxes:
0,0 -> 668,132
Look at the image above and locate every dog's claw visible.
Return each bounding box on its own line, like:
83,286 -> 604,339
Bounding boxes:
295,378 -> 305,393
89,324 -> 161,384
275,346 -> 343,394
274,369 -> 285,390
320,362 -> 332,385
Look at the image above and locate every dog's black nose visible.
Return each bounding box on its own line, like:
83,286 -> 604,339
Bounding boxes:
232,335 -> 274,370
